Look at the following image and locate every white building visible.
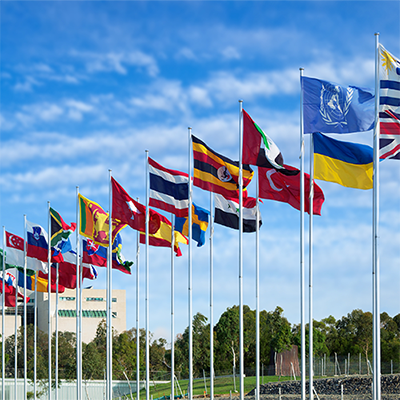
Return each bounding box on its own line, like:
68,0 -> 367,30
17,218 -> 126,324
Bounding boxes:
1,288 -> 126,344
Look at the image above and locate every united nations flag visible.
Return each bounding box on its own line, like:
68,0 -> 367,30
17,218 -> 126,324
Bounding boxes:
302,76 -> 375,134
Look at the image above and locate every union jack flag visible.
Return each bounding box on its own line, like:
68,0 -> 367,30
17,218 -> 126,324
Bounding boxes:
379,44 -> 400,160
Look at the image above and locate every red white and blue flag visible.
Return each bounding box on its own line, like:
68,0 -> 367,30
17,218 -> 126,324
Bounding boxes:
26,220 -> 49,263
149,157 -> 189,217
379,44 -> 400,160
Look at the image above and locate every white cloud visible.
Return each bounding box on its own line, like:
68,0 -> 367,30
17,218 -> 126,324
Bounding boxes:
221,46 -> 240,60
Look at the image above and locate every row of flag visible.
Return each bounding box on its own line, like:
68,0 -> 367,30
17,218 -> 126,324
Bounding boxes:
1,43 -> 398,307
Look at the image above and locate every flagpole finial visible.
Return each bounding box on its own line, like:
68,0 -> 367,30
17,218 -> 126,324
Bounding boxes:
300,67 -> 304,71
375,32 -> 380,36
145,149 -> 148,153
238,99 -> 243,103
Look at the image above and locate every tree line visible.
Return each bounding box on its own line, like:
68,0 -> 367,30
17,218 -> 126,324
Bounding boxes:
1,306 -> 400,381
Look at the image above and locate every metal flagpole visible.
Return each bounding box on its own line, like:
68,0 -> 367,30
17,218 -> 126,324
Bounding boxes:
145,151 -> 150,400
55,263 -> 59,400
238,100 -> 244,400
34,258 -> 38,400
256,169 -> 260,400
108,169 -> 113,400
47,204 -> 52,400
14,259 -> 17,400
2,227 -> 5,400
299,67 -> 306,400
136,198 -> 141,400
76,187 -> 81,400
309,134 -> 315,400
79,223 -> 83,400
209,193 -> 214,400
373,32 -> 381,400
23,215 -> 27,400
170,213 -> 175,400
188,127 -> 193,400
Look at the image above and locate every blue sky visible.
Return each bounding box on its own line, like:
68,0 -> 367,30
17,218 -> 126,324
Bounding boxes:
1,1 -> 400,344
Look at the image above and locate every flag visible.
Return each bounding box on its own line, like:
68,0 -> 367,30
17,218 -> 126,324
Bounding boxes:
258,165 -> 325,215
0,249 -> 19,270
302,76 -> 375,134
175,203 -> 210,247
111,177 -> 161,235
5,231 -> 48,273
192,135 -> 254,198
140,213 -> 188,256
79,193 -> 127,247
0,271 -> 29,307
50,207 -> 76,262
379,44 -> 400,159
17,270 -> 66,293
52,250 -> 98,289
313,132 -> 373,190
242,109 -> 298,175
82,233 -> 133,274
26,220 -> 49,262
214,194 -> 262,233
149,157 -> 189,217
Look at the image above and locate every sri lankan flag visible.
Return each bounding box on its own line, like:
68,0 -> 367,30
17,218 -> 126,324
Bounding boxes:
192,135 -> 254,198
78,194 -> 127,247
50,207 -> 76,262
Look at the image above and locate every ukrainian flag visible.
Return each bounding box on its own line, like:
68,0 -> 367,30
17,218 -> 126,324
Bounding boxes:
313,132 -> 373,190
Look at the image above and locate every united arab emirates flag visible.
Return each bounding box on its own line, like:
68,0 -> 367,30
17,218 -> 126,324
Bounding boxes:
242,109 -> 298,175
214,194 -> 262,233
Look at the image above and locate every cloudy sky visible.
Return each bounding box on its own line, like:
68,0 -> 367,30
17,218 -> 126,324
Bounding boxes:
1,1 -> 400,344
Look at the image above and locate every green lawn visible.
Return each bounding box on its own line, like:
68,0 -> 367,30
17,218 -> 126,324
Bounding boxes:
142,375 -> 294,399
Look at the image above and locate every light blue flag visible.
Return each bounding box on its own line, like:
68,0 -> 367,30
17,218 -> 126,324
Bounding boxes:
302,76 -> 375,134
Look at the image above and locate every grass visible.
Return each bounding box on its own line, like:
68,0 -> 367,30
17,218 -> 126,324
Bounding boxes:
142,375 -> 295,399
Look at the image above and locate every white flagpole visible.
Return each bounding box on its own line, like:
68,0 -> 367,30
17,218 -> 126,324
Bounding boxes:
238,100 -> 244,400
373,32 -> 381,400
299,67 -> 306,400
34,259 -> 37,400
76,187 -> 81,400
47,204 -> 52,400
55,262 -> 59,400
145,151 -> 150,400
14,261 -> 17,400
2,227 -> 5,400
256,170 -> 260,400
23,215 -> 27,400
136,198 -> 141,400
170,213 -> 175,400
309,134 -> 315,400
108,169 -> 113,400
188,127 -> 193,400
209,193 -> 214,400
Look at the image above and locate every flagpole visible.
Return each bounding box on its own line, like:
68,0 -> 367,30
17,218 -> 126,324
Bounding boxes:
2,227 -> 5,400
55,262 -> 59,400
108,169 -> 113,400
188,127 -> 193,400
136,198 -> 141,400
309,134 -> 315,400
76,187 -> 81,400
47,203 -> 52,400
170,213 -> 175,400
14,261 -> 17,400
373,32 -> 381,400
34,259 -> 37,400
24,214 -> 27,400
209,193 -> 214,400
299,67 -> 306,400
238,100 -> 244,400
145,151 -> 150,400
256,169 -> 260,400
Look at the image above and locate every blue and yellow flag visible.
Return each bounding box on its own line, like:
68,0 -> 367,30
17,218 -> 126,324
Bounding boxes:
313,132 -> 373,190
175,203 -> 210,247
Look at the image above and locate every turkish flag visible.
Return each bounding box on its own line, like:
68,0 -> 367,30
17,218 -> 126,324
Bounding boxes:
258,165 -> 325,216
111,177 -> 161,234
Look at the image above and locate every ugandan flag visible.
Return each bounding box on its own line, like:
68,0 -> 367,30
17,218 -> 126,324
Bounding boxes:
79,194 -> 127,247
192,135 -> 254,198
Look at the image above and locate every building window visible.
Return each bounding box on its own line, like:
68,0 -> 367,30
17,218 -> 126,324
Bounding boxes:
60,297 -> 75,301
86,297 -> 104,302
112,298 -> 117,303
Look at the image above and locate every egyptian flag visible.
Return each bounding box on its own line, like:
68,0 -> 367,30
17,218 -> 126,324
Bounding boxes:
242,109 -> 298,175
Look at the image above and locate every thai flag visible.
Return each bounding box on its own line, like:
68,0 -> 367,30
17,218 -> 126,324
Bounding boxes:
148,157 -> 189,217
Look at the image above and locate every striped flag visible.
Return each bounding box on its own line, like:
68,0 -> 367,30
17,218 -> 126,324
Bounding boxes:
192,135 -> 254,198
379,44 -> 400,160
50,207 -> 76,262
214,194 -> 262,233
149,157 -> 189,217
